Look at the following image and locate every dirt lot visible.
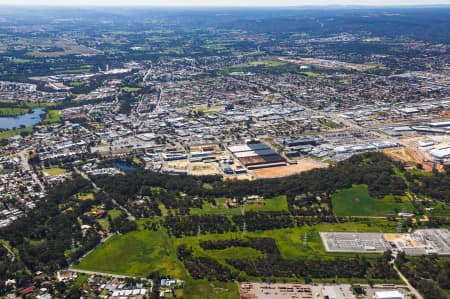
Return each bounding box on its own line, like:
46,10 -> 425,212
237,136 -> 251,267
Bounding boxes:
252,159 -> 327,178
383,147 -> 422,165
165,160 -> 221,176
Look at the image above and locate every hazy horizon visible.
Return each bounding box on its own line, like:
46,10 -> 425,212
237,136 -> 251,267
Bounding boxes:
1,0 -> 450,7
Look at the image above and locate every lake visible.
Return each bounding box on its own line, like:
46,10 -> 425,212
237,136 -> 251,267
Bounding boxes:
0,108 -> 45,130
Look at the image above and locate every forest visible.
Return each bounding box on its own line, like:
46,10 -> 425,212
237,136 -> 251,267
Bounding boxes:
0,152 -> 449,297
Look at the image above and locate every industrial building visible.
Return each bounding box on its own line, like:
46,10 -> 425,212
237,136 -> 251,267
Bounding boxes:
228,141 -> 286,169
321,229 -> 450,255
320,232 -> 392,253
374,290 -> 405,299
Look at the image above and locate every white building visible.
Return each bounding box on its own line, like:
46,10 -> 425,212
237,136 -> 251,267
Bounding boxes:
374,290 -> 405,299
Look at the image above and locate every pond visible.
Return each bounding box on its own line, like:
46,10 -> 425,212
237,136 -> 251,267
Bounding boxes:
113,161 -> 137,172
0,108 -> 45,130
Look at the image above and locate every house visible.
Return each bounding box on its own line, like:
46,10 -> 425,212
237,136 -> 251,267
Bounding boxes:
20,285 -> 36,296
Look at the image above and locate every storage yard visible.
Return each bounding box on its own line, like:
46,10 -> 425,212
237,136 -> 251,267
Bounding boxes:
239,283 -> 410,299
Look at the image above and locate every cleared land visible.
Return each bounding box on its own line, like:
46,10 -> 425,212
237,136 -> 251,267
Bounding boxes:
190,195 -> 288,216
183,280 -> 239,299
383,147 -> 422,166
252,159 -> 327,178
165,160 -> 221,176
74,229 -> 188,278
76,219 -> 399,298
331,185 -> 414,217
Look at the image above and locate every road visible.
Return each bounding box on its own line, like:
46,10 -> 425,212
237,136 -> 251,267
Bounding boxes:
143,66 -> 152,83
68,268 -> 139,279
153,86 -> 163,113
1,243 -> 16,262
74,167 -> 136,221
19,149 -> 45,191
392,259 -> 424,299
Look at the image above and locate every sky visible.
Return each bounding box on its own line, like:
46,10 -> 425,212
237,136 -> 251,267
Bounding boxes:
0,0 -> 450,6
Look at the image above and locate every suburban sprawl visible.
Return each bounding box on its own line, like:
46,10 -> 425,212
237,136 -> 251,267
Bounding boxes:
0,6 -> 449,299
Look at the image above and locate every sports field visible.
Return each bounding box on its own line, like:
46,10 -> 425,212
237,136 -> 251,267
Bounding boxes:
331,185 -> 414,216
42,167 -> 66,176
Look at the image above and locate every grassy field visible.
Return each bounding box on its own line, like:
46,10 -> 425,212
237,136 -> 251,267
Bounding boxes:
0,99 -> 17,104
318,118 -> 343,129
43,167 -> 66,176
97,218 -> 110,232
108,209 -> 123,220
69,81 -> 87,87
132,157 -> 143,166
121,87 -> 142,92
75,192 -> 95,200
183,280 -> 239,299
190,195 -> 288,216
76,217 -> 399,297
0,127 -> 33,140
73,273 -> 89,287
331,185 -> 413,216
25,102 -> 58,108
301,71 -> 320,77
74,229 -> 188,278
427,200 -> 450,217
173,220 -> 396,263
248,60 -> 287,67
43,110 -> 61,124
220,59 -> 288,73
10,57 -> 32,64
0,107 -> 30,116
